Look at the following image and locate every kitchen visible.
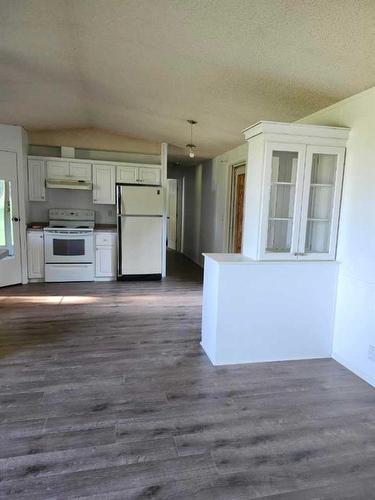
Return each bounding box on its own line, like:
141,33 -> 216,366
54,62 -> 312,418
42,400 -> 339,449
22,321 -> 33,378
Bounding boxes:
0,128 -> 168,286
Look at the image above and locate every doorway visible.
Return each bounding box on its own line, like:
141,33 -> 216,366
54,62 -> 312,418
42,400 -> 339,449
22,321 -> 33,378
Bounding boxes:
0,151 -> 22,287
166,178 -> 183,253
228,162 -> 246,253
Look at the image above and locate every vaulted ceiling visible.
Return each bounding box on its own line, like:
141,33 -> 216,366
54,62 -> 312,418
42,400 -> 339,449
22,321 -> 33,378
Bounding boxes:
1,0 -> 375,159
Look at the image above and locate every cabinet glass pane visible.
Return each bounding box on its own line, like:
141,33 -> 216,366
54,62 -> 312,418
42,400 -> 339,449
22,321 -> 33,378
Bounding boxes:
305,153 -> 337,253
267,219 -> 293,252
266,150 -> 298,252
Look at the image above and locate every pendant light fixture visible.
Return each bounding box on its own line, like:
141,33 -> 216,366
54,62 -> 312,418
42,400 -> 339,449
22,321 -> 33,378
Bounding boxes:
186,119 -> 197,158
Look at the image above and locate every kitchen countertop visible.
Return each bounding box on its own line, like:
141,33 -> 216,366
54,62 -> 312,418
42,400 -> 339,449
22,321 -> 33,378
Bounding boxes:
27,223 -> 48,231
203,253 -> 339,266
94,224 -> 117,232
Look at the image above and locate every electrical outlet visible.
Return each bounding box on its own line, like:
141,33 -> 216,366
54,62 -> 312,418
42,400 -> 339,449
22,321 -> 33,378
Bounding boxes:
368,345 -> 375,362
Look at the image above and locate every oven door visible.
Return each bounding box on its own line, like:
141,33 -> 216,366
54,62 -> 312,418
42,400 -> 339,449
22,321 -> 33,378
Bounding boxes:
44,230 -> 94,264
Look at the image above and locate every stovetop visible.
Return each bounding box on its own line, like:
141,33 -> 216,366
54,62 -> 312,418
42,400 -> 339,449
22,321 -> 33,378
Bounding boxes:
48,208 -> 95,229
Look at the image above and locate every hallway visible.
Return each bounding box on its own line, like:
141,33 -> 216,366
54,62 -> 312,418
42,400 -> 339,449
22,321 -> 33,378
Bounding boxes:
0,252 -> 374,499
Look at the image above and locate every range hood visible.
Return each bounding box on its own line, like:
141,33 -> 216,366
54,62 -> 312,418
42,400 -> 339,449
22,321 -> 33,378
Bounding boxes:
46,178 -> 93,190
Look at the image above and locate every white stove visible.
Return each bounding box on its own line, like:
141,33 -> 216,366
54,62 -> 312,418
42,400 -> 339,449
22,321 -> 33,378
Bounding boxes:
47,208 -> 95,229
44,209 -> 95,282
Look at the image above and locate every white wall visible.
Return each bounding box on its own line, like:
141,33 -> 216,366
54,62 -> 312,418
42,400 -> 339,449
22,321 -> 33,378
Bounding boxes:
202,256 -> 338,365
168,164 -> 203,265
168,144 -> 247,266
298,87 -> 375,387
200,144 -> 247,258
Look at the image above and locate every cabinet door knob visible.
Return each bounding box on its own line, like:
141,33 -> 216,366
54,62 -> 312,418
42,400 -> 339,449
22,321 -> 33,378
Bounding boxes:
12,217 -> 20,222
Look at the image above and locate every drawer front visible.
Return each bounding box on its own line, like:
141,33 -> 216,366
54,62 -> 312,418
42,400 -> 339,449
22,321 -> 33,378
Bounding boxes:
95,232 -> 117,246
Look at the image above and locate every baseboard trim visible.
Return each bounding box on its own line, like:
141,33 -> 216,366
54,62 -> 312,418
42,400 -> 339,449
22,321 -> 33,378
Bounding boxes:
332,352 -> 375,387
182,253 -> 203,268
117,274 -> 162,281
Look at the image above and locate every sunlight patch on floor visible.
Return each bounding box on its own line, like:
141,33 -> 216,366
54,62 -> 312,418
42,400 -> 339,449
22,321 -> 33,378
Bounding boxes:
0,295 -> 100,304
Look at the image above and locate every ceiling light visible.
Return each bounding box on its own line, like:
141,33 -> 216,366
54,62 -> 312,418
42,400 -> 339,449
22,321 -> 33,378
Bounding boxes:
186,120 -> 197,159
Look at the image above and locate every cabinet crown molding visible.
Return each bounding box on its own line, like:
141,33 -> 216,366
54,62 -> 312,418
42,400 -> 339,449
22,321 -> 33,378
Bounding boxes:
243,121 -> 350,142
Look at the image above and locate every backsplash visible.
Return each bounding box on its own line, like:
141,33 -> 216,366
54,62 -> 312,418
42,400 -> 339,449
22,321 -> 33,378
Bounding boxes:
27,189 -> 116,224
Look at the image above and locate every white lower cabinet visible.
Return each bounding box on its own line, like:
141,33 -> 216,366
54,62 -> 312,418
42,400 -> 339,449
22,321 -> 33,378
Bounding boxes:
27,231 -> 44,280
95,232 -> 117,280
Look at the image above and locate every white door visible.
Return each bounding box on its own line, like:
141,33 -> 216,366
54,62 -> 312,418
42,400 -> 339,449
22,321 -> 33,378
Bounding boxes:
93,164 -> 116,204
167,179 -> 177,250
121,216 -> 162,275
0,151 -> 22,287
120,186 -> 163,215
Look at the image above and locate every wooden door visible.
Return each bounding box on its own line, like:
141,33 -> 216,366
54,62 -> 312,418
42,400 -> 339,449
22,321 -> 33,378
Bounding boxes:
234,170 -> 245,253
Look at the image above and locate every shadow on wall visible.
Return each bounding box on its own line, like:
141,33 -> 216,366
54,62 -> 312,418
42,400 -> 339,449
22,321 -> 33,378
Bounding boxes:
199,160 -> 217,257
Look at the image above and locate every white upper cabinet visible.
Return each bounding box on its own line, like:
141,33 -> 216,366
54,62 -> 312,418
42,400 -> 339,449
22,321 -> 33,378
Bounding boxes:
93,164 -> 116,205
28,157 -> 163,201
139,166 -> 161,186
242,122 -> 349,261
116,164 -> 161,185
117,165 -> 138,184
46,160 -> 92,181
68,162 -> 92,181
46,160 -> 69,179
28,159 -> 46,201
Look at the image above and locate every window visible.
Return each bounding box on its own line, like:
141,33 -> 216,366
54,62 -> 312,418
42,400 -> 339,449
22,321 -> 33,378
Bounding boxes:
0,180 -> 14,259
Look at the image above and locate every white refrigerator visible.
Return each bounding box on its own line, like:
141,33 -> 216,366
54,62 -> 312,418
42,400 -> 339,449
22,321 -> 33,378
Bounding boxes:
117,185 -> 164,280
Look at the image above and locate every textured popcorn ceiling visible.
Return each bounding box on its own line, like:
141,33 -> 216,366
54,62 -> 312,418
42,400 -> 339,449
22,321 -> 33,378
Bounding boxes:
1,0 -> 374,158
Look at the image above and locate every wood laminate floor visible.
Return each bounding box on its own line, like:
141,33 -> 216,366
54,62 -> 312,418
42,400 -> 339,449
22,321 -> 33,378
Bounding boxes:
0,251 -> 374,499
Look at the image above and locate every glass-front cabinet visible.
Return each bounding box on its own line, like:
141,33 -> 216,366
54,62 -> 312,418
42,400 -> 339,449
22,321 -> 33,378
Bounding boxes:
242,122 -> 349,261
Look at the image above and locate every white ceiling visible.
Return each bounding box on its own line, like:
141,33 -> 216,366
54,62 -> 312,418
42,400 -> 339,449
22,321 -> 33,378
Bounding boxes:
1,0 -> 375,159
